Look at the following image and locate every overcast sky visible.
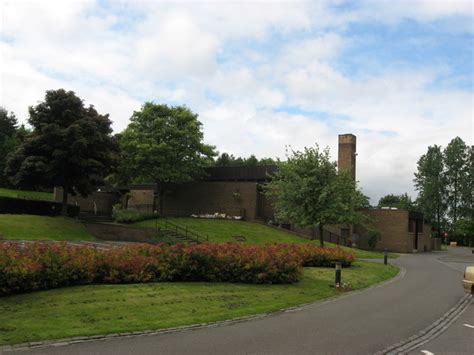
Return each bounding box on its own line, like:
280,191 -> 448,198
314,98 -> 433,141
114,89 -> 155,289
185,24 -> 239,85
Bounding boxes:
1,0 -> 473,204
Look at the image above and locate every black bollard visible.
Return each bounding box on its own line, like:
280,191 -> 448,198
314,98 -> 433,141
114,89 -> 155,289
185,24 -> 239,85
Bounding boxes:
384,248 -> 388,265
335,262 -> 342,285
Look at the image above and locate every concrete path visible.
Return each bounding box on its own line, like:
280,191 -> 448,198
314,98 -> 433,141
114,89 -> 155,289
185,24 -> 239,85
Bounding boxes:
10,248 -> 474,355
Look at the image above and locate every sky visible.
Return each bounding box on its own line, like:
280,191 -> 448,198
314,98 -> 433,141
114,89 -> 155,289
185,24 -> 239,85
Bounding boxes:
1,0 -> 473,205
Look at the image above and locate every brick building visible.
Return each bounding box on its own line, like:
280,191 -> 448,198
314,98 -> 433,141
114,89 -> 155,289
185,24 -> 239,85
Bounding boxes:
55,133 -> 436,253
124,166 -> 276,220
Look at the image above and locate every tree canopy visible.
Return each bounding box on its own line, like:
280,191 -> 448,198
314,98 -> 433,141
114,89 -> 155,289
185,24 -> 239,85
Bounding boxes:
6,89 -> 117,214
265,145 -> 367,247
443,137 -> 469,226
212,153 -> 277,167
414,137 -> 472,240
414,145 -> 446,238
118,102 -> 216,213
0,107 -> 20,186
377,193 -> 416,211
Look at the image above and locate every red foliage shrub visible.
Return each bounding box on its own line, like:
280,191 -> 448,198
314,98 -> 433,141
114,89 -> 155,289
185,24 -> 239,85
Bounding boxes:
0,243 -> 302,295
0,242 -> 355,296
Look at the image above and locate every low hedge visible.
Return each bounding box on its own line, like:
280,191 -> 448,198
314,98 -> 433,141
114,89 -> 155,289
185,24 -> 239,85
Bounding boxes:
0,242 -> 355,296
112,208 -> 156,224
0,196 -> 79,217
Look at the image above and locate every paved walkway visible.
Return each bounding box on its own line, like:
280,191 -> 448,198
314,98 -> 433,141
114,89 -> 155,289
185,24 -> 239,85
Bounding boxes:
10,248 -> 474,355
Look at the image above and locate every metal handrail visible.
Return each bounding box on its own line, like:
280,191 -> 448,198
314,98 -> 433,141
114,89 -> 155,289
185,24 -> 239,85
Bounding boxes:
163,218 -> 209,243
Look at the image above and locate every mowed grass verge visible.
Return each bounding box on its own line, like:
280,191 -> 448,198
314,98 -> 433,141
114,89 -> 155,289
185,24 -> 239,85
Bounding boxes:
0,261 -> 399,345
0,188 -> 53,201
135,218 -> 395,259
0,214 -> 95,241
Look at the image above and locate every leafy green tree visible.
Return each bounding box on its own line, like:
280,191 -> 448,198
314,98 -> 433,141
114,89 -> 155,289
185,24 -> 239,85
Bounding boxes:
265,145 -> 367,247
6,89 -> 117,215
214,152 -> 234,166
414,145 -> 447,239
0,107 -> 19,186
377,193 -> 415,210
213,153 -> 276,167
367,229 -> 382,250
119,103 -> 216,214
0,107 -> 17,137
245,154 -> 259,167
460,146 -> 473,221
454,218 -> 474,247
444,137 -> 468,228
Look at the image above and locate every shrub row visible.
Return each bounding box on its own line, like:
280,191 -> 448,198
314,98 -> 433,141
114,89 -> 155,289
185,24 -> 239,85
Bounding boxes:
0,242 -> 355,296
112,207 -> 156,224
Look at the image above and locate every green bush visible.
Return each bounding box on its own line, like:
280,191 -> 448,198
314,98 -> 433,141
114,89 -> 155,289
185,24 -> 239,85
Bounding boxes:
113,208 -> 156,224
367,230 -> 382,250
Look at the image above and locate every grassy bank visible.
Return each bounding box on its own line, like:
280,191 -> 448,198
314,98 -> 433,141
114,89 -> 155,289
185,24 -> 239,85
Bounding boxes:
0,214 -> 95,241
135,217 -> 395,259
0,261 -> 399,345
0,188 -> 53,201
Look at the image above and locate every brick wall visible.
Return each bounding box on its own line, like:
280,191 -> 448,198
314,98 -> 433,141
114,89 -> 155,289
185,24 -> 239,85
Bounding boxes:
127,190 -> 155,212
53,187 -> 119,214
338,134 -> 357,180
418,222 -> 433,252
432,237 -> 442,250
159,181 -> 258,219
357,209 -> 413,253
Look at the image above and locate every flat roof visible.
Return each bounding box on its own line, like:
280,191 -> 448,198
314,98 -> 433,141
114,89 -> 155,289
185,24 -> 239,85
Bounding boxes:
125,165 -> 278,191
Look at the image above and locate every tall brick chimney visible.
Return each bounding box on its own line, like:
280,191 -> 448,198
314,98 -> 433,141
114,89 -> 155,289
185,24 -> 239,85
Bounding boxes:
338,134 -> 357,180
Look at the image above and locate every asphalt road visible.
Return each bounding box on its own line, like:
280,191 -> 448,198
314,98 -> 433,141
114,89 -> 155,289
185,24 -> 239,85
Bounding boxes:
409,297 -> 473,355
11,248 -> 473,355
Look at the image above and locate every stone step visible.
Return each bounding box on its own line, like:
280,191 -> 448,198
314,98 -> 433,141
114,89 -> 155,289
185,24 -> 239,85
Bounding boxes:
159,229 -> 198,244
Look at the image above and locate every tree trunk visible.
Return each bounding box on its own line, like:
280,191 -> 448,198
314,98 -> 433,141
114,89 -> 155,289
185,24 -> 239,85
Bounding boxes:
453,176 -> 458,227
61,185 -> 68,216
319,223 -> 324,247
436,207 -> 441,240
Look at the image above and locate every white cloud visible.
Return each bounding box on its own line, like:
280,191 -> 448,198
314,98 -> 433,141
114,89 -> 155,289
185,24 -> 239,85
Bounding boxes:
200,104 -> 333,159
281,33 -> 346,65
355,0 -> 473,32
360,0 -> 473,21
0,43 -> 141,131
134,11 -> 219,79
1,0 -> 472,204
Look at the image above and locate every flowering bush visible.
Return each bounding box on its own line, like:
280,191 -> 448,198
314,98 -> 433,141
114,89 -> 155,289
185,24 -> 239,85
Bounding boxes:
0,242 -> 355,296
0,243 -> 303,296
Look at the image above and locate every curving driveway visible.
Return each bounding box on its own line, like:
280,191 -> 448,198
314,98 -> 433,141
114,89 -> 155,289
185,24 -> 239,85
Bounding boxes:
8,248 -> 473,355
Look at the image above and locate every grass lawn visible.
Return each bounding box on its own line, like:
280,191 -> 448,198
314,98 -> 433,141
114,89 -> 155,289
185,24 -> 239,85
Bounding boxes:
135,217 -> 396,259
0,261 -> 399,345
0,214 -> 95,241
0,188 -> 53,201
